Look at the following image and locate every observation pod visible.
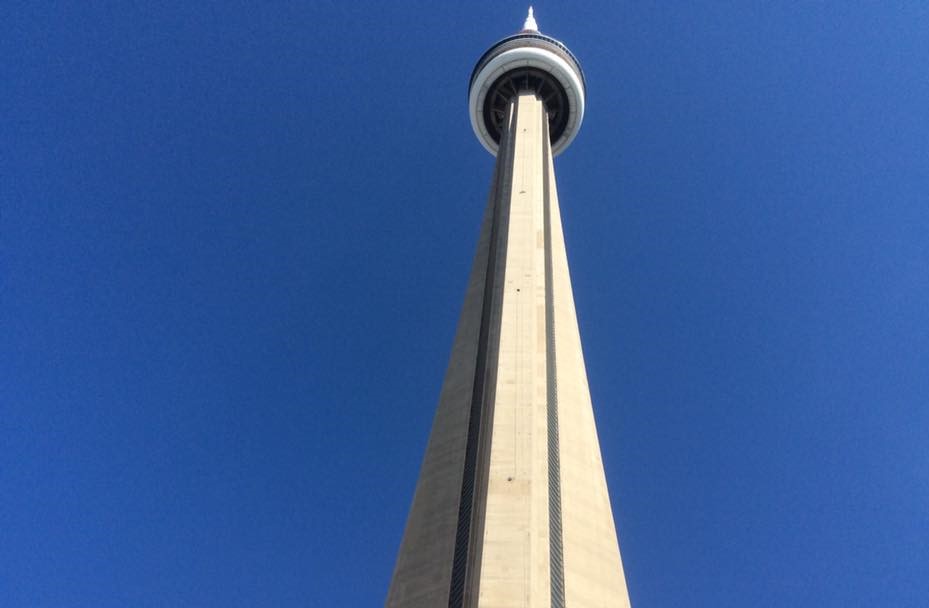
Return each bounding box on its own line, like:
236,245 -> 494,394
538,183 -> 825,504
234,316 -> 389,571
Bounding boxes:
468,8 -> 587,156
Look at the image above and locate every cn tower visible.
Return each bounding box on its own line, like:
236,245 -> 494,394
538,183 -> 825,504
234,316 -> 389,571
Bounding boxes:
387,10 -> 631,607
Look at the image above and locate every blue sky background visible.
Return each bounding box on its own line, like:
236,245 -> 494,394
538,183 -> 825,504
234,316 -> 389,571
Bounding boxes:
3,2 -> 929,606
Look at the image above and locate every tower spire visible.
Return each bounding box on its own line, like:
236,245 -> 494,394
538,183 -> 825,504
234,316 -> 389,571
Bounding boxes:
523,6 -> 539,32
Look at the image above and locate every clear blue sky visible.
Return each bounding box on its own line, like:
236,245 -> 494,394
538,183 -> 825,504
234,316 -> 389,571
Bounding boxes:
3,2 -> 928,606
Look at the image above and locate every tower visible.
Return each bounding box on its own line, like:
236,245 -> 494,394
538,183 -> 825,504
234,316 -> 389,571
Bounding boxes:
387,10 -> 631,608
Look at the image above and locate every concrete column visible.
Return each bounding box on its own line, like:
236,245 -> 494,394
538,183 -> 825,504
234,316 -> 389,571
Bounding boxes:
387,93 -> 630,608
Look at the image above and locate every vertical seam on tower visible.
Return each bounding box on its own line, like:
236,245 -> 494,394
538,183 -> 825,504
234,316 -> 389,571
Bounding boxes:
448,99 -> 519,608
543,110 -> 566,608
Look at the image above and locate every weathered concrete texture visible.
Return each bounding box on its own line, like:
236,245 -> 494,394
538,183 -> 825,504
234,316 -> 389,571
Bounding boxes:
387,93 -> 629,607
477,92 -> 552,608
543,106 -> 631,607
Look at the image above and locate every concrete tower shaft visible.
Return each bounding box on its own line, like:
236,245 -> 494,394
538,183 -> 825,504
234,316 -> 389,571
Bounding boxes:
387,92 -> 630,607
